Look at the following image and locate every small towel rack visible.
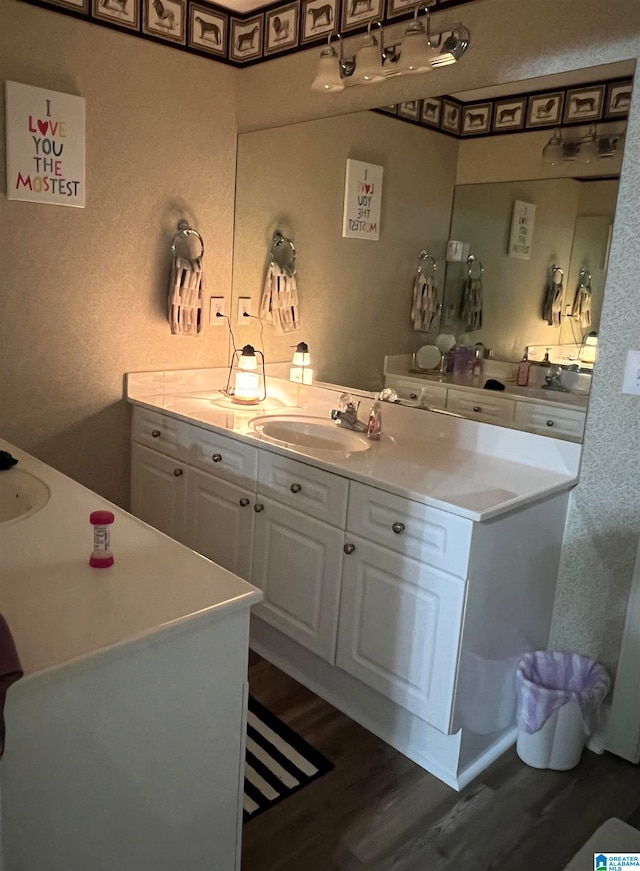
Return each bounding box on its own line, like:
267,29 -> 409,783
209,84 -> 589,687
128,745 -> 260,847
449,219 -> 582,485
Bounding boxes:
551,264 -> 564,284
270,231 -> 296,276
579,266 -> 592,286
417,249 -> 437,276
171,219 -> 205,259
467,254 -> 484,279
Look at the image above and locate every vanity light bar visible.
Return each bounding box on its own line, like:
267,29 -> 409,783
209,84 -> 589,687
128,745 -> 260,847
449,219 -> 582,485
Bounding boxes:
311,20 -> 471,92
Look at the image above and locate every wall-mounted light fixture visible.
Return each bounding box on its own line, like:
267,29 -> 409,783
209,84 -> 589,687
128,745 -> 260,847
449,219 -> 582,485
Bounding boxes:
542,125 -> 626,166
311,6 -> 470,92
226,344 -> 266,405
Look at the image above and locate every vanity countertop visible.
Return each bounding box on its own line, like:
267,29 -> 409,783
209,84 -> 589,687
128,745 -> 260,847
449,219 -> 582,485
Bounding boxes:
127,370 -> 581,525
0,438 -> 261,680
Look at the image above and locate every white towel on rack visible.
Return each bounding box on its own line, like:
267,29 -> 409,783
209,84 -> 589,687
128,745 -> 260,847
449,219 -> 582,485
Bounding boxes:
259,263 -> 300,333
168,257 -> 205,336
411,272 -> 439,332
460,276 -> 483,332
572,283 -> 592,328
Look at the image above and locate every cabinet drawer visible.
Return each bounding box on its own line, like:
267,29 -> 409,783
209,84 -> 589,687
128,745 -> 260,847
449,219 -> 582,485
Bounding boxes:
132,406 -> 188,461
258,452 -> 348,527
347,482 -> 472,578
337,536 -> 465,733
446,389 -> 515,425
188,426 -> 258,489
384,376 -> 447,408
514,402 -> 586,440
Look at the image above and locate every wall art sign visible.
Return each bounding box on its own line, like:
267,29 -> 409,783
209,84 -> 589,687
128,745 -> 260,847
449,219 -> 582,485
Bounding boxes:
342,159 -> 383,240
508,200 -> 536,260
5,81 -> 85,208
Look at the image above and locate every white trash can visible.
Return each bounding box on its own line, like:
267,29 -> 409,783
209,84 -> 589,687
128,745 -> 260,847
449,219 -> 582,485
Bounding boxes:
515,651 -> 610,771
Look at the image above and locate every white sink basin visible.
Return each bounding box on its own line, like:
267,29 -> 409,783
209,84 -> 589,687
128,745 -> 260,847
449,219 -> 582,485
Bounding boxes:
250,414 -> 370,455
0,468 -> 50,524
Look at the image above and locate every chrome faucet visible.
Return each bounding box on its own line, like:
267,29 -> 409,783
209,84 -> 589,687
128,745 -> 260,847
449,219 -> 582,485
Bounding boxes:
330,393 -> 368,432
542,365 -> 569,392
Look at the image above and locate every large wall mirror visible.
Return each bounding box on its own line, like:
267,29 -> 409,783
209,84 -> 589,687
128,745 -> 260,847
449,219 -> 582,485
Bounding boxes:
231,60 -> 634,438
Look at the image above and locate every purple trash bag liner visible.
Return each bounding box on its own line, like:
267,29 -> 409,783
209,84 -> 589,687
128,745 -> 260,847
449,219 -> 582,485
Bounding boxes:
516,651 -> 610,735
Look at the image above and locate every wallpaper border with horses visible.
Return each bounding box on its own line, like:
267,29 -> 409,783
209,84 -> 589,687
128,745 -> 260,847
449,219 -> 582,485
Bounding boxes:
377,76 -> 632,140
17,0 -> 476,68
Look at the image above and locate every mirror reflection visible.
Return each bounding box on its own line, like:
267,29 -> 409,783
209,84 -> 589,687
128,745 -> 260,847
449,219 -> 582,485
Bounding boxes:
231,62 -> 633,441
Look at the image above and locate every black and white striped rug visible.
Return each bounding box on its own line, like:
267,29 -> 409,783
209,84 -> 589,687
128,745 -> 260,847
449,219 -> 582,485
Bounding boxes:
243,695 -> 334,822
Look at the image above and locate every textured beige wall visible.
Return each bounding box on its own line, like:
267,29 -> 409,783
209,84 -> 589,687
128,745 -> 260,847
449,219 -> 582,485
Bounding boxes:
233,112 -> 458,391
234,0 -> 640,679
443,179 -> 580,359
0,1 -> 237,507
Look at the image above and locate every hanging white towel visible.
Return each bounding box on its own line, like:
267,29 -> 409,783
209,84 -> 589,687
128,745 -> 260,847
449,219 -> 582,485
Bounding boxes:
259,263 -> 300,333
572,281 -> 592,328
410,272 -> 439,332
168,256 -> 205,336
460,276 -> 483,332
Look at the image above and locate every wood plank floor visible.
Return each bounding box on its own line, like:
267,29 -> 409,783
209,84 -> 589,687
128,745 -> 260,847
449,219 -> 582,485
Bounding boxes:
243,654 -> 640,871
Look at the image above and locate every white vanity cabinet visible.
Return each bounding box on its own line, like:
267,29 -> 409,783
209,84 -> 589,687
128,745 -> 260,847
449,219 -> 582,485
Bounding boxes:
131,407 -> 257,579
383,374 -> 586,441
337,483 -> 469,733
251,452 -> 348,663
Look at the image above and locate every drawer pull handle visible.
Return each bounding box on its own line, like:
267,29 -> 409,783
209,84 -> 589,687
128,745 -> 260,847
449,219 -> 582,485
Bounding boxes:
239,497 -> 250,507
173,468 -> 183,477
212,453 -> 222,463
343,543 -> 356,555
151,429 -> 161,438
546,419 -> 554,427
290,483 -> 302,494
409,393 -> 418,400
392,521 -> 405,534
254,503 -> 264,513
473,406 -> 481,413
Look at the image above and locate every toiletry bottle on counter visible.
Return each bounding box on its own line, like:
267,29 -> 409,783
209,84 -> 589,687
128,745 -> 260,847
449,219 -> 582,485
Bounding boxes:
517,351 -> 531,386
367,400 -> 382,440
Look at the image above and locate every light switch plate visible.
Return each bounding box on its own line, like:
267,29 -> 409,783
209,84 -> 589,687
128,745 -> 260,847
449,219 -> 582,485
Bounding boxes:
209,296 -> 226,325
236,297 -> 252,325
622,350 -> 640,396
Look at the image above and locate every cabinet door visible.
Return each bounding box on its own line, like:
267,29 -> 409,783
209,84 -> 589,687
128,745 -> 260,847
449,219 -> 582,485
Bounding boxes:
186,467 -> 254,580
131,444 -> 186,541
514,401 -> 586,441
337,536 -> 465,733
446,388 -> 515,425
251,499 -> 344,663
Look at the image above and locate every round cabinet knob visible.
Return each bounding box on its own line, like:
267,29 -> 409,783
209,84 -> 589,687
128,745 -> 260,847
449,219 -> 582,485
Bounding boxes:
151,429 -> 161,438
211,453 -> 222,463
546,419 -> 555,427
290,483 -> 302,494
239,497 -> 250,507
473,406 -> 481,413
410,393 -> 418,400
173,468 -> 183,477
254,503 -> 265,513
343,543 -> 356,555
392,521 -> 405,534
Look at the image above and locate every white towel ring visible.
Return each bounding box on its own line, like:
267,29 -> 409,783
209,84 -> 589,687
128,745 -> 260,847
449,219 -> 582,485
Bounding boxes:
467,255 -> 484,279
270,231 -> 296,276
171,220 -> 205,259
417,250 -> 437,276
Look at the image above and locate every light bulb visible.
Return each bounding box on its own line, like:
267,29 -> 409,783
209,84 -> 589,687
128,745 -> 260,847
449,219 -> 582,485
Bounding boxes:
396,21 -> 435,74
351,35 -> 385,84
311,47 -> 344,93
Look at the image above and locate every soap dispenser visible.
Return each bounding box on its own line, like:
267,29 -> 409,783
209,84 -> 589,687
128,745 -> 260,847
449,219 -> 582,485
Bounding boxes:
367,400 -> 382,441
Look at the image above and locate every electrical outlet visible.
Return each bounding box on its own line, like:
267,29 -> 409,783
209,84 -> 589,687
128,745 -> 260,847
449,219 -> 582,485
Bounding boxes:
209,297 -> 226,326
622,350 -> 640,396
236,297 -> 252,325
